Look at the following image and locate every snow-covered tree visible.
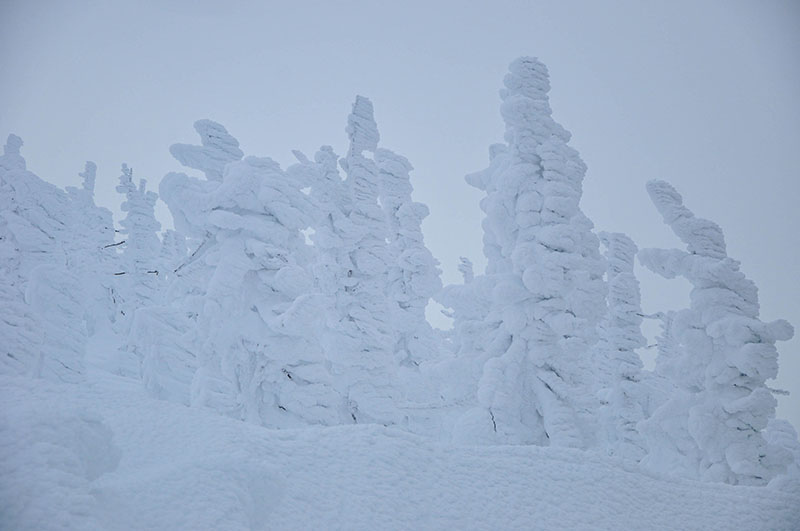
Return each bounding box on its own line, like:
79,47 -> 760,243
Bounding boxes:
323,96 -> 400,425
0,212 -> 42,378
132,120 -> 245,404
114,164 -> 162,321
189,155 -> 339,427
374,147 -> 444,432
169,119 -> 244,183
159,120 -> 246,320
0,134 -> 86,382
638,179 -> 794,485
159,229 -> 187,281
594,232 -> 647,460
65,161 -> 117,334
289,145 -> 352,311
376,148 -> 442,368
456,57 -> 607,447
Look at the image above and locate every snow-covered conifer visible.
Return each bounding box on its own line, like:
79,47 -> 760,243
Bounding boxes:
158,229 -> 187,284
0,214 -> 42,377
595,232 -> 647,460
459,57 -> 607,447
114,164 -> 162,332
169,119 -> 244,182
65,162 -> 117,334
638,180 -> 794,485
376,148 -> 442,369
0,135 -> 86,381
26,264 -> 87,382
324,97 -> 400,425
134,121 -> 244,404
188,154 -> 339,426
374,148 -> 444,431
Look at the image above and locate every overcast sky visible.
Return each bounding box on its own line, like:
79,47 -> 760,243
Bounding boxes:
2,0 -> 798,428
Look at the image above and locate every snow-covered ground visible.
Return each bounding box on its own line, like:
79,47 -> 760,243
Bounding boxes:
2,362 -> 798,530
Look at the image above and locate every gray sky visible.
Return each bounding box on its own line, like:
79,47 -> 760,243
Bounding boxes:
2,0 -> 798,429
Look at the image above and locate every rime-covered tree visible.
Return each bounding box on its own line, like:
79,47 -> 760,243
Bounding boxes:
0,197 -> 42,377
375,148 -> 444,427
0,134 -> 86,382
324,96 -> 400,425
288,145 -> 352,309
594,232 -> 647,460
160,120 -> 245,316
114,164 -> 162,324
376,148 -> 442,369
457,57 -> 607,447
169,119 -> 244,183
133,120 -> 244,404
188,155 -> 339,427
638,180 -> 794,485
65,161 -> 117,334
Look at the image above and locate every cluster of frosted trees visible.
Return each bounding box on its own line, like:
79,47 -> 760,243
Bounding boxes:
1,57 -> 798,488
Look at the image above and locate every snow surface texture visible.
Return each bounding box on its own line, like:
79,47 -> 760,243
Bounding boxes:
2,373 -> 797,531
2,56 -> 800,528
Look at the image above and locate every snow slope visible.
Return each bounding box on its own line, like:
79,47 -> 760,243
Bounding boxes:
2,368 -> 797,530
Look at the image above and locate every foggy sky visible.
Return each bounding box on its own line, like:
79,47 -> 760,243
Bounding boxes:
1,0 -> 798,428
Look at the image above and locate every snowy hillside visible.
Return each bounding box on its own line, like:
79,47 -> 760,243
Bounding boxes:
2,56 -> 800,529
3,369 -> 798,530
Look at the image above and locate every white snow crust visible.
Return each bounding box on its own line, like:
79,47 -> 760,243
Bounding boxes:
2,371 -> 797,530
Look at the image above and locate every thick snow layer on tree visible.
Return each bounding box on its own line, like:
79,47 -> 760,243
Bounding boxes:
169,120 -> 244,182
638,180 -> 794,485
455,56 -> 607,448
1,371 -> 797,531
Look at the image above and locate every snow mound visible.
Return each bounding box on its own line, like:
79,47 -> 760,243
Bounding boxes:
1,374 -> 797,530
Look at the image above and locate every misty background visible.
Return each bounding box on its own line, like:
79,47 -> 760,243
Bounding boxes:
1,0 -> 798,428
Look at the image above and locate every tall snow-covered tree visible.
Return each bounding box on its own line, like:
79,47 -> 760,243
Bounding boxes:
114,164 -> 162,322
65,161 -> 117,334
188,155 -> 339,427
132,120 -> 244,404
594,232 -> 647,460
638,179 -> 794,485
376,148 -> 442,368
0,134 -> 86,382
375,147 -> 443,432
457,57 -> 607,447
288,145 -> 352,312
324,96 -> 400,425
160,120 -> 246,320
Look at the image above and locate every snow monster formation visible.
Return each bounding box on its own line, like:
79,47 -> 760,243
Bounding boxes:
452,57 -> 607,448
1,57 -> 796,490
638,180 -> 794,485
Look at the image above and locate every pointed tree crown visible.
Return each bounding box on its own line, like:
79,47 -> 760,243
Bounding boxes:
346,96 -> 380,157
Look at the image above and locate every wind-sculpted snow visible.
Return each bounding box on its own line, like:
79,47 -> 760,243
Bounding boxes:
0,135 -> 88,382
65,162 -> 117,336
452,56 -> 607,448
114,165 -> 162,337
2,374 -> 797,530
639,179 -> 794,485
27,264 -> 87,382
1,55 -> 798,507
645,179 -> 727,259
594,232 -> 647,461
184,155 -> 339,427
345,95 -> 380,159
325,97 -> 400,426
169,119 -> 244,182
1,378 -> 120,530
